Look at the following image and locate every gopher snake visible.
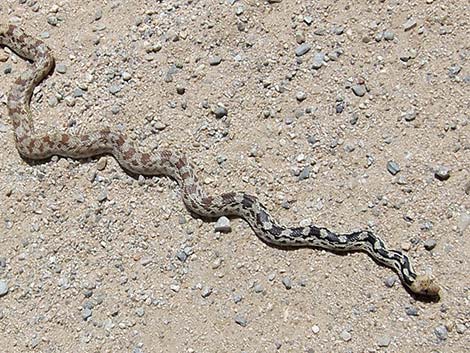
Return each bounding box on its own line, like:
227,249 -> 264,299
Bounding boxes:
0,24 -> 440,297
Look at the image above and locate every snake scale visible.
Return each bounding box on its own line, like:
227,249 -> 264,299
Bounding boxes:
0,24 -> 440,297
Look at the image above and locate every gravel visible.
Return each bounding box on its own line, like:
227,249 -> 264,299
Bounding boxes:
215,216 -> 231,233
434,166 -> 450,181
0,281 -> 8,297
295,43 -> 311,56
424,239 -> 437,250
234,314 -> 248,327
351,84 -> 366,97
340,330 -> 352,342
434,325 -> 448,341
387,161 -> 401,175
213,106 -> 228,119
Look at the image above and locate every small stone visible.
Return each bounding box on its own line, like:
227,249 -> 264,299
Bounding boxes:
352,84 -> 366,97
340,330 -> 352,342
434,325 -> 448,341
176,250 -> 187,262
73,88 -> 84,98
109,84 -> 122,95
111,105 -> 121,114
403,110 -> 417,121
458,213 -> 470,232
311,52 -> 324,69
304,16 -> 313,25
456,323 -> 466,334
233,294 -> 242,303
214,106 -> 228,119
56,64 -> 67,74
176,84 -> 185,94
0,281 -> 9,297
215,216 -> 231,233
448,64 -> 461,77
403,18 -> 417,31
384,276 -> 396,288
209,56 -> 222,66
387,161 -> 400,175
47,15 -> 58,26
424,239 -> 437,251
135,307 -> 145,317
383,30 -> 395,41
82,307 -> 92,320
405,306 -> 419,316
434,166 -> 450,181
96,157 -> 107,171
298,166 -> 311,181
97,189 -> 108,202
282,277 -> 292,289
122,71 -> 132,81
201,286 -> 212,298
296,91 -> 306,101
311,325 -> 320,334
48,96 -> 59,107
234,314 -> 247,327
295,43 -> 311,56
377,336 -> 391,347
253,283 -> 264,293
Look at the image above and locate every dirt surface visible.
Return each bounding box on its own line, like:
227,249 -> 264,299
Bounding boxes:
0,0 -> 469,352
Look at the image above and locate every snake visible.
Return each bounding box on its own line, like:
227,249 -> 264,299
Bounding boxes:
0,24 -> 440,297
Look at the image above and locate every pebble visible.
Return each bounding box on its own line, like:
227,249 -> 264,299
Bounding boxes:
448,64 -> 461,77
384,276 -> 396,288
340,330 -> 352,342
282,277 -> 292,289
109,84 -> 122,95
56,64 -> 67,74
209,56 -> 222,66
96,157 -> 107,171
48,96 -> 59,107
403,18 -> 417,31
176,84 -> 186,95
295,43 -> 311,56
405,306 -> 419,316
253,283 -> 264,293
298,166 -> 311,181
176,250 -> 187,262
311,325 -> 320,334
434,166 -> 450,181
456,323 -> 466,334
351,84 -> 366,97
47,15 -> 58,26
73,88 -> 84,98
304,16 -> 313,25
201,287 -> 212,298
215,216 -> 231,233
135,307 -> 145,317
311,52 -> 324,69
97,189 -> 108,202
387,161 -> 400,175
122,71 -> 132,81
434,325 -> 448,340
383,30 -> 395,41
403,110 -> 417,121
234,314 -> 247,327
3,64 -> 12,74
296,91 -> 306,101
458,213 -> 470,232
377,336 -> 391,347
0,281 -> 9,297
214,106 -> 228,119
233,294 -> 242,304
82,307 -> 92,320
424,239 -> 437,251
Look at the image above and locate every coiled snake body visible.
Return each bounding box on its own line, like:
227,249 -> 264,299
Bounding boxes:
0,24 -> 440,297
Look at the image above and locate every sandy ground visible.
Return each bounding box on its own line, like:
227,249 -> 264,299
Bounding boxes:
0,0 -> 469,352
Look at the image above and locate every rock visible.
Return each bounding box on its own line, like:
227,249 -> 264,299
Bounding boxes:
384,276 -> 396,288
458,213 -> 470,232
298,166 -> 311,181
434,325 -> 448,340
96,157 -> 107,171
253,283 -> 264,293
109,84 -> 122,95
340,330 -> 352,342
176,84 -> 186,94
377,336 -> 391,347
403,18 -> 417,31
213,106 -> 228,119
135,307 -> 145,317
122,71 -> 132,81
434,166 -> 450,181
351,84 -> 366,97
311,325 -> 320,334
215,216 -> 231,233
387,161 -> 400,175
0,281 -> 9,297
82,307 -> 92,320
296,91 -> 307,101
56,64 -> 67,74
201,286 -> 212,298
405,306 -> 419,316
176,250 -> 187,262
209,56 -> 222,66
295,43 -> 311,56
424,239 -> 437,251
282,277 -> 292,289
403,110 -> 417,121
311,52 -> 325,69
234,314 -> 247,327
448,64 -> 461,77
48,96 -> 59,107
383,30 -> 395,41
304,16 -> 313,25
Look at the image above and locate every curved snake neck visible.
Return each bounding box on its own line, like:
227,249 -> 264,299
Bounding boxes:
0,24 -> 440,297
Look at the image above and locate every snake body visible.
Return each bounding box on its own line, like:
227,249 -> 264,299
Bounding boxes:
0,24 -> 440,297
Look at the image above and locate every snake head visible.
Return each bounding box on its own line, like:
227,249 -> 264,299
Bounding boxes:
409,275 -> 441,298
